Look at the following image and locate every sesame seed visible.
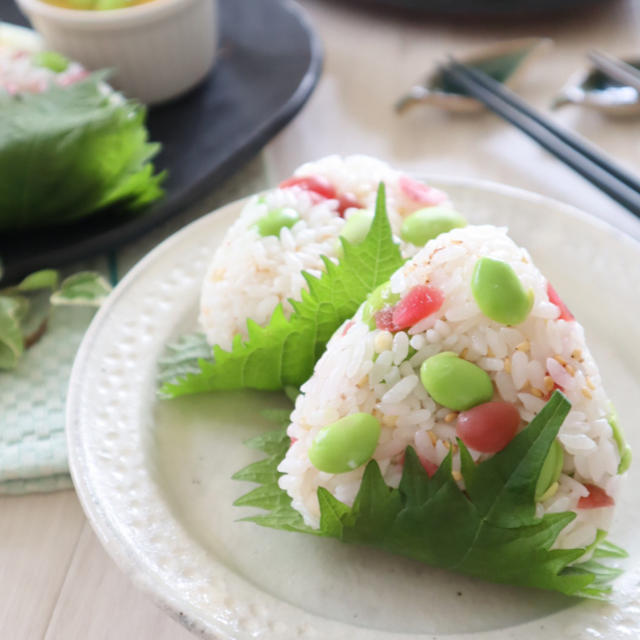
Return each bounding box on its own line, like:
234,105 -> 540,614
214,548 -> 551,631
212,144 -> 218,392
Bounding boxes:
460,347 -> 469,359
554,354 -> 567,366
452,470 -> 462,482
428,431 -> 437,446
571,349 -> 583,361
516,341 -> 530,352
565,364 -> 575,376
581,388 -> 593,399
530,387 -> 544,398
543,376 -> 554,392
374,331 -> 393,353
504,357 -> 511,373
586,377 -> 596,390
444,412 -> 458,423
443,441 -> 451,450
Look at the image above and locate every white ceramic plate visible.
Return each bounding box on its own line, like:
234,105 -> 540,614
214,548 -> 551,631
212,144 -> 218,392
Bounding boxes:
67,178 -> 640,640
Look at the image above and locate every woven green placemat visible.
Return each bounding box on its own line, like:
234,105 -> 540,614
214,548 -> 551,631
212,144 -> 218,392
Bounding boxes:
0,154 -> 271,494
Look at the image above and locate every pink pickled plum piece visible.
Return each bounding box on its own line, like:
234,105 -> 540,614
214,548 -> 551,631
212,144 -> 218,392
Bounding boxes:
374,308 -> 396,331
578,484 -> 614,509
341,321 -> 355,336
419,456 -> 439,478
336,192 -> 361,217
391,285 -> 444,331
57,69 -> 89,87
546,282 -> 574,321
399,175 -> 448,207
456,402 -> 520,453
399,451 -> 439,477
279,175 -> 337,200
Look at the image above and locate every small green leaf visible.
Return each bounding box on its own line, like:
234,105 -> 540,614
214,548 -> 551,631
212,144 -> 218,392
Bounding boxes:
233,393 -> 626,598
51,272 -> 112,306
161,184 -> 404,397
156,332 -> 213,389
18,291 -> 51,345
592,539 -> 628,559
0,295 -> 25,369
10,269 -> 59,293
259,408 -> 293,428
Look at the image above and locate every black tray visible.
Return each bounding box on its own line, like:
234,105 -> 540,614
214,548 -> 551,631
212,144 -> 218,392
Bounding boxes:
342,0 -> 614,16
0,0 -> 322,284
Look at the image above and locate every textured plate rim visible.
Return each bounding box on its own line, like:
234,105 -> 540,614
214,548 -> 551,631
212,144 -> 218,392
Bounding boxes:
66,176 -> 640,640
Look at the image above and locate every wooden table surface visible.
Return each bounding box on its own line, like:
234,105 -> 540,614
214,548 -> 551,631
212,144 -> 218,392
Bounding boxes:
3,1 -> 640,638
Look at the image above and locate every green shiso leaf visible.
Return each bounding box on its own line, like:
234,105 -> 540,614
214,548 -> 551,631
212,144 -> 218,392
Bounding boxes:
156,332 -> 213,387
233,392 -> 626,597
160,184 -> 404,397
0,74 -> 165,231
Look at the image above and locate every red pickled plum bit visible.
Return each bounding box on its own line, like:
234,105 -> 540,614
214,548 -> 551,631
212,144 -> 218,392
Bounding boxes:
399,175 -> 447,206
456,402 -> 520,453
374,308 -> 396,331
337,192 -> 361,217
547,282 -> 574,321
419,455 -> 439,478
578,484 -> 614,509
392,285 -> 444,330
341,321 -> 355,336
279,175 -> 337,200
399,451 -> 438,477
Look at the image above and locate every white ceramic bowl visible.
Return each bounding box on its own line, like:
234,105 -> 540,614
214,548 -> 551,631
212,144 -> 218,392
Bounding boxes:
15,0 -> 217,104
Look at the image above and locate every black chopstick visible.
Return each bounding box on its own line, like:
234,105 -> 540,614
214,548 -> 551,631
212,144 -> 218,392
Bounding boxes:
447,60 -> 640,195
588,50 -> 640,93
440,60 -> 640,218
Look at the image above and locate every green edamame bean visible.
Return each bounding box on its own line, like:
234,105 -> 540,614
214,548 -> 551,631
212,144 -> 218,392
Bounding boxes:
95,0 -> 131,8
341,210 -> 373,245
361,282 -> 400,328
32,51 -> 69,73
471,257 -> 534,326
335,210 -> 373,257
608,405 -> 632,474
419,352 -> 493,411
535,440 -> 564,502
309,413 -> 381,474
254,207 -> 300,237
400,207 -> 467,246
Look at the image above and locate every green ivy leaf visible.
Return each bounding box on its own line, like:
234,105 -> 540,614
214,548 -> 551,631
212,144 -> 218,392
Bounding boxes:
233,392 -> 626,598
0,296 -> 24,369
7,269 -> 59,293
51,272 -> 112,306
0,268 -> 110,369
160,184 -> 404,397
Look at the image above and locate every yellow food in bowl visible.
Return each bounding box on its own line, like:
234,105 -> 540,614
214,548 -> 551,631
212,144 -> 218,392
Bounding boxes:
41,0 -> 156,9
